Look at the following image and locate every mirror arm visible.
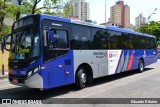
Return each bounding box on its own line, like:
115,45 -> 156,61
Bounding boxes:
3,34 -> 11,51
4,48 -> 10,51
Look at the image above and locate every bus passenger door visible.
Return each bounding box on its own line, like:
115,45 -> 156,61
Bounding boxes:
98,50 -> 108,77
43,28 -> 72,88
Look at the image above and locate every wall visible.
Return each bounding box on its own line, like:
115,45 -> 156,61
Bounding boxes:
0,44 -> 10,72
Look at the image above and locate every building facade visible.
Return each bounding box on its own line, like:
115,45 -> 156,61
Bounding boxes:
135,13 -> 146,28
4,18 -> 14,26
109,0 -> 130,28
71,0 -> 90,21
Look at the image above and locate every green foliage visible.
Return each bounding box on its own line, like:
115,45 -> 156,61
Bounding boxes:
137,21 -> 160,41
10,4 -> 29,18
0,0 -> 14,39
42,0 -> 62,15
0,0 -> 64,43
43,9 -> 62,16
18,2 -> 33,15
43,0 -> 73,18
0,0 -> 70,42
43,0 -> 59,9
0,23 -> 11,43
28,0 -> 60,14
63,0 -> 73,18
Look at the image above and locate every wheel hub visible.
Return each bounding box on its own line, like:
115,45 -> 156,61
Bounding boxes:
140,63 -> 143,71
81,73 -> 86,84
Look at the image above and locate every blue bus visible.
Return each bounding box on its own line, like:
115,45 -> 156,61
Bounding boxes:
6,14 -> 157,90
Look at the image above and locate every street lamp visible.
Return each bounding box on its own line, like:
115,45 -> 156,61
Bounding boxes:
105,0 -> 106,23
147,8 -> 157,23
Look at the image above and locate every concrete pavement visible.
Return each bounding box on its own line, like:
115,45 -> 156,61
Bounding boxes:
0,71 -> 8,79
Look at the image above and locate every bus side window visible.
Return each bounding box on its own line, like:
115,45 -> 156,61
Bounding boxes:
94,30 -> 103,49
91,29 -> 109,49
150,38 -> 156,49
56,30 -> 68,49
73,36 -> 81,48
122,33 -> 128,49
43,28 -> 68,49
72,25 -> 90,49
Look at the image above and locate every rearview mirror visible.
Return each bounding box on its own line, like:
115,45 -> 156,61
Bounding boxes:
49,30 -> 54,41
48,29 -> 59,49
48,30 -> 54,50
3,34 -> 11,51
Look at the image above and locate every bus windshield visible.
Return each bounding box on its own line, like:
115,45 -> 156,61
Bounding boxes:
9,28 -> 40,60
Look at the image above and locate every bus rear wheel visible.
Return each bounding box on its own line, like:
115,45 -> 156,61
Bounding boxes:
138,60 -> 144,73
75,67 -> 87,89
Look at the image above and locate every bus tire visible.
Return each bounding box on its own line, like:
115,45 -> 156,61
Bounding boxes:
75,67 -> 87,89
138,60 -> 144,73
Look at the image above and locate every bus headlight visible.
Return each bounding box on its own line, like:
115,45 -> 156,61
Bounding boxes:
33,67 -> 39,73
27,71 -> 32,77
27,66 -> 40,78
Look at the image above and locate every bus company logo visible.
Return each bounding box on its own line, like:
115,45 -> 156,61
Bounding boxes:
109,53 -> 112,58
109,53 -> 118,58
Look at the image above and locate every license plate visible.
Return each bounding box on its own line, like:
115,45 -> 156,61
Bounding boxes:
13,79 -> 18,83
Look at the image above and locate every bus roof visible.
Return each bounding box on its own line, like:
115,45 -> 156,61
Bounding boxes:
39,14 -> 155,38
106,26 -> 155,38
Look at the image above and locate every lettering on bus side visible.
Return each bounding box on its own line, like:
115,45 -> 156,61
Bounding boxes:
51,23 -> 62,27
93,51 -> 108,58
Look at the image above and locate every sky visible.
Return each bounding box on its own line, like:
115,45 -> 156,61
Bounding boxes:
85,0 -> 160,25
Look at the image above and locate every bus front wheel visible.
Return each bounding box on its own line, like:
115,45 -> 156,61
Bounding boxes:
75,67 -> 87,89
138,60 -> 144,73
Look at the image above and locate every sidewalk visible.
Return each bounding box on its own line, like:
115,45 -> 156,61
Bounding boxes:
0,71 -> 8,79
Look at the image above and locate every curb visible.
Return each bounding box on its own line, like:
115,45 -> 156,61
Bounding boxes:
0,72 -> 8,79
0,75 -> 8,79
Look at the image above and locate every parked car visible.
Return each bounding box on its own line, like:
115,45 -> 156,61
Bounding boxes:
158,51 -> 160,59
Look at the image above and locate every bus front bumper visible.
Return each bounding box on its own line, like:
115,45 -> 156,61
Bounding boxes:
9,73 -> 43,89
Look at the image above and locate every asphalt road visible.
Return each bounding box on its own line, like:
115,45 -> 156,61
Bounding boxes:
0,60 -> 160,105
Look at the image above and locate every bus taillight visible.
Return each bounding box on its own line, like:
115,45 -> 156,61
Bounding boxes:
9,70 -> 14,75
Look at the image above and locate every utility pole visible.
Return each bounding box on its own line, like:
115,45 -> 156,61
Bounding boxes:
1,42 -> 4,75
105,0 -> 106,23
0,17 -> 4,75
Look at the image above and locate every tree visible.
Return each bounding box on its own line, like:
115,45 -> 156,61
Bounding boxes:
13,0 -> 61,20
0,0 -> 8,28
0,23 -> 10,42
0,0 -> 24,40
10,2 -> 31,20
137,21 -> 160,41
43,0 -> 73,17
62,0 -> 73,18
0,0 -> 16,38
15,0 -> 23,20
0,0 -> 71,39
29,0 -> 60,14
